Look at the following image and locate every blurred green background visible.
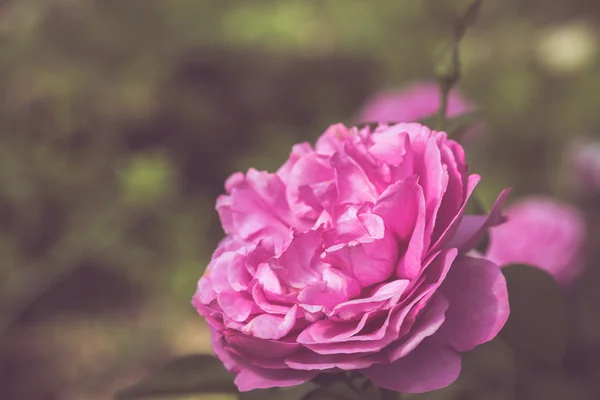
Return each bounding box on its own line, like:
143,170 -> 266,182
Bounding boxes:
2,0 -> 600,399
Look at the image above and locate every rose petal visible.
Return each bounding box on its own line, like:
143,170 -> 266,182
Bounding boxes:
241,305 -> 300,340
438,256 -> 509,351
385,293 -> 449,361
217,291 -> 255,322
331,151 -> 377,206
234,366 -> 318,392
361,336 -> 461,393
446,188 -> 511,252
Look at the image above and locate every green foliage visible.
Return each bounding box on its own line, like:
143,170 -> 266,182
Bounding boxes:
115,355 -> 237,399
500,264 -> 570,367
2,0 -> 600,399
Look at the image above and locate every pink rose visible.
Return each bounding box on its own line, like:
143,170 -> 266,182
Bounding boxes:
193,123 -> 510,393
486,196 -> 586,285
571,141 -> 600,191
356,82 -> 472,125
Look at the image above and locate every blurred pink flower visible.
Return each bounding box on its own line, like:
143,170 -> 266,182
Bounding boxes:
486,196 -> 586,285
356,82 -> 473,125
194,122 -> 510,394
571,141 -> 600,191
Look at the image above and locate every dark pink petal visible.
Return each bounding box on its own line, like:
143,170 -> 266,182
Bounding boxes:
385,293 -> 449,361
227,333 -> 300,359
234,366 -> 318,392
285,350 -> 376,370
374,176 -> 420,241
392,249 -> 458,337
433,139 -> 467,243
332,279 -> 410,320
418,135 -> 449,249
437,256 -> 509,351
251,284 -> 291,315
331,151 -> 378,206
361,336 -> 461,393
210,328 -> 243,374
446,188 -> 511,252
296,312 -> 372,346
430,174 -> 480,250
395,183 -> 427,280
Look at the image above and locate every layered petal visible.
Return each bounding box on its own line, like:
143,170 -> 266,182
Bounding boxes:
195,120 -> 509,395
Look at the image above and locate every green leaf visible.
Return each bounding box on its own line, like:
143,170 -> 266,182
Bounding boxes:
115,354 -> 238,399
500,265 -> 570,367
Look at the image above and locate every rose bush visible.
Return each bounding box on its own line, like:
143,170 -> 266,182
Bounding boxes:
193,122 -> 510,393
486,196 -> 586,285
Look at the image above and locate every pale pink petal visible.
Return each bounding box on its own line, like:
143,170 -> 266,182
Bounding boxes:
486,196 -> 586,285
242,305 -> 300,340
217,291 -> 255,322
356,82 -> 472,124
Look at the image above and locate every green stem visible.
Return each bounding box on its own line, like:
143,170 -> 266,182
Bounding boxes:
437,82 -> 450,131
342,373 -> 363,398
